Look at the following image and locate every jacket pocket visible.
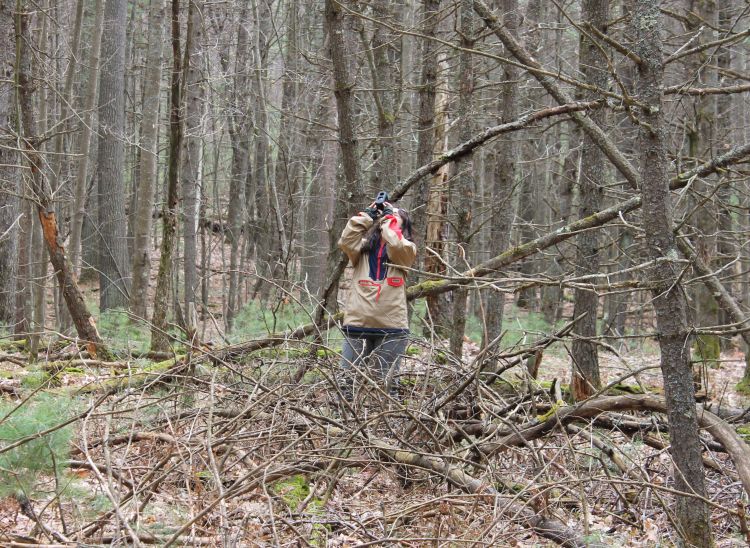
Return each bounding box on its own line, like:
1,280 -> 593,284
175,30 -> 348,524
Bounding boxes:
386,277 -> 404,288
358,279 -> 382,301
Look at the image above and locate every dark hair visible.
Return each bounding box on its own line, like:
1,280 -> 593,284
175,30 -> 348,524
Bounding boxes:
361,207 -> 414,253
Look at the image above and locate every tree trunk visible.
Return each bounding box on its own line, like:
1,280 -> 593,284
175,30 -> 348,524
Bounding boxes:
514,0 -> 543,312
181,0 -> 206,336
413,0 -> 449,336
0,0 -> 19,331
272,0 -> 299,278
150,0 -> 183,353
14,198 -> 32,338
630,1 -> 712,544
15,3 -> 109,358
130,0 -> 165,320
449,0 -> 476,357
248,0 -> 274,302
570,0 -> 609,401
69,0 -> 104,277
369,0 -> 401,191
224,6 -> 250,331
684,0 -> 720,371
317,0 -> 365,325
97,0 -> 131,311
483,0 -> 518,348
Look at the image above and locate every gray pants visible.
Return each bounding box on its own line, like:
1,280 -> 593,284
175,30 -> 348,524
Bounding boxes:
340,332 -> 408,397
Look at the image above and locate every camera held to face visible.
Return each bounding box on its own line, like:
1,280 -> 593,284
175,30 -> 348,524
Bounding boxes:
374,191 -> 390,211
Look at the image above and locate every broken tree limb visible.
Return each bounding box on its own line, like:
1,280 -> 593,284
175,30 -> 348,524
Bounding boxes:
407,140 -> 750,301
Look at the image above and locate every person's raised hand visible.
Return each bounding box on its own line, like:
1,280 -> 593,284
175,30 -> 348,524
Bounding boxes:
363,202 -> 380,220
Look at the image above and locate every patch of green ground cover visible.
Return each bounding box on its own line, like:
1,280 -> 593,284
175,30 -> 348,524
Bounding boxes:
21,367 -> 59,389
0,393 -> 79,498
97,308 -> 152,354
231,300 -> 313,343
272,474 -> 329,545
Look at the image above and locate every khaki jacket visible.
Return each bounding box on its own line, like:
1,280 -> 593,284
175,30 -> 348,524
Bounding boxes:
338,213 -> 417,331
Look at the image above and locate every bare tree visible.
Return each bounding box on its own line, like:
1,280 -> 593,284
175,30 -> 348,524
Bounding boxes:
368,0 -> 402,190
570,0 -> 609,401
151,0 -> 183,353
96,0 -> 131,311
630,0 -> 711,543
483,0 -> 519,349
69,0 -> 104,277
130,0 -> 166,320
16,1 -> 109,358
224,7 -> 251,331
0,0 -> 19,331
181,0 -> 206,335
449,0 -> 477,357
317,0 -> 365,325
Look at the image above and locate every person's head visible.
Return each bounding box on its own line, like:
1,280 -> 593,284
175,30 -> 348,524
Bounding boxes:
361,205 -> 413,253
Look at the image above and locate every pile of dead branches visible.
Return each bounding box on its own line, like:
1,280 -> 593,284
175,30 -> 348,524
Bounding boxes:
2,334 -> 750,547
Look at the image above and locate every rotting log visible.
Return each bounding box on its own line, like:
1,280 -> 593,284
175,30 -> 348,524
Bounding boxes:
75,358 -> 181,394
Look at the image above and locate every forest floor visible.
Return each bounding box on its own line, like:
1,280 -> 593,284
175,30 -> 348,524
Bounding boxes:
2,241 -> 750,546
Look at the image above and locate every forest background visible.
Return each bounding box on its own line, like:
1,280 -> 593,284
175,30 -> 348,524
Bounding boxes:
2,0 -> 750,545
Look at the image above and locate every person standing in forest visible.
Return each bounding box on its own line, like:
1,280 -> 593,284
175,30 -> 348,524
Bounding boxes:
337,200 -> 416,400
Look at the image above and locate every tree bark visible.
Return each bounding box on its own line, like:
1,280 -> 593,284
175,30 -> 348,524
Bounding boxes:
69,0 -> 104,277
514,0 -> 543,311
684,0 -> 720,371
448,0 -> 477,357
630,1 -> 711,544
483,0 -> 518,348
224,6 -> 250,332
570,0 -> 609,401
181,0 -> 206,335
96,0 -> 131,311
130,0 -> 165,320
150,0 -> 183,353
15,2 -> 109,358
0,0 -> 19,331
369,0 -> 401,191
317,0 -> 365,325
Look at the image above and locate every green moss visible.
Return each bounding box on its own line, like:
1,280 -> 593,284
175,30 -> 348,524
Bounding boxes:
434,350 -> 448,365
607,383 -> 645,395
21,370 -> 57,389
537,400 -> 566,422
0,339 -> 27,351
737,379 -> 750,395
406,346 -> 421,356
274,474 -> 312,508
76,357 -> 178,394
408,280 -> 445,297
693,334 -> 721,369
736,426 -> 750,443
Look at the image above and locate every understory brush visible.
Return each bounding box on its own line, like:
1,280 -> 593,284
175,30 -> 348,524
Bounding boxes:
0,394 -> 78,498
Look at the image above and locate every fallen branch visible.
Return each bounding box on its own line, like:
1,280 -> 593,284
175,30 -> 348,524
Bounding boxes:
477,394 -> 750,497
368,435 -> 604,547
